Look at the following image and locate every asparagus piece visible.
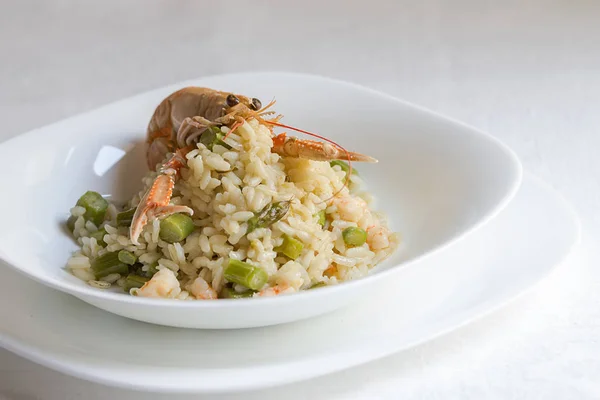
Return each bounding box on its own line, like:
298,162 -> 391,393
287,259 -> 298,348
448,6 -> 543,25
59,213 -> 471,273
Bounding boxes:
76,191 -> 109,226
224,259 -> 268,291
123,274 -> 149,292
275,234 -> 304,260
159,214 -> 195,243
117,250 -> 137,265
91,251 -> 129,279
199,126 -> 233,151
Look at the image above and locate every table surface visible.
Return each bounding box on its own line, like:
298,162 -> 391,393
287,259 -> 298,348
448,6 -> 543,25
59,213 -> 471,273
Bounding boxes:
1,1 -> 599,399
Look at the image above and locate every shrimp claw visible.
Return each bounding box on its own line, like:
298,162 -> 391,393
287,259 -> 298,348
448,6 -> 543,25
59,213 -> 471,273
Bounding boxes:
271,133 -> 378,163
130,150 -> 193,245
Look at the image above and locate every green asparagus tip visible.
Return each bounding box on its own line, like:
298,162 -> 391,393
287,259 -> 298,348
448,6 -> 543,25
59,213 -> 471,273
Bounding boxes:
247,201 -> 291,234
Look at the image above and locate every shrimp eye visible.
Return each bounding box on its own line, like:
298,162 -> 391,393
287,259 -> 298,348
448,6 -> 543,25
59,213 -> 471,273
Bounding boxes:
226,94 -> 240,107
251,98 -> 262,111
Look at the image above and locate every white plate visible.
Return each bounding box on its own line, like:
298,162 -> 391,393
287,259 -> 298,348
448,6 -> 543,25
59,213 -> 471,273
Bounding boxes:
0,72 -> 521,329
0,174 -> 580,393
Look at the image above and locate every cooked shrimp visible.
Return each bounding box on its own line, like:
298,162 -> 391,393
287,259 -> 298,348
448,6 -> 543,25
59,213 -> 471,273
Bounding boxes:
130,87 -> 377,244
188,276 -> 218,300
367,225 -> 391,250
134,268 -> 181,298
257,284 -> 295,297
333,196 -> 369,222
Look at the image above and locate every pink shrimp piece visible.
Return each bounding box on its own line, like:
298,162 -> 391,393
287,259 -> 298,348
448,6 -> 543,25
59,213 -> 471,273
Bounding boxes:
188,276 -> 218,300
333,196 -> 369,222
257,284 -> 295,297
367,225 -> 391,250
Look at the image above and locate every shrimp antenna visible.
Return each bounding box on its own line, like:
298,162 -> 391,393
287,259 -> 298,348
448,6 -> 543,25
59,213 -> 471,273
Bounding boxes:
265,121 -> 352,200
258,98 -> 277,114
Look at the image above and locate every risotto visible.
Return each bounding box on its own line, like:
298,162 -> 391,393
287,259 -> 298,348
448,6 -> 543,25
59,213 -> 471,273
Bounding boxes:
66,118 -> 398,299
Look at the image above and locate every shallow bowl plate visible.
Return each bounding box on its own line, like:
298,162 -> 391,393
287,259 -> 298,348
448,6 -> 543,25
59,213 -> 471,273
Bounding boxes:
0,72 -> 521,328
0,174 -> 579,392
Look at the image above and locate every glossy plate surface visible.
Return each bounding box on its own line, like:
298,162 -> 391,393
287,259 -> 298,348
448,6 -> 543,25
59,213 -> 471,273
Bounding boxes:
0,72 -> 521,328
0,174 -> 580,393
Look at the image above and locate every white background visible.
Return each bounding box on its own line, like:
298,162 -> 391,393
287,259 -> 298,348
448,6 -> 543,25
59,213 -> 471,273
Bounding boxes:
1,1 -> 599,399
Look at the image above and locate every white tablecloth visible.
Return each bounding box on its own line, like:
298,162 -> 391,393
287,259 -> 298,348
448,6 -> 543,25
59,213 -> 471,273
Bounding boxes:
1,1 -> 599,399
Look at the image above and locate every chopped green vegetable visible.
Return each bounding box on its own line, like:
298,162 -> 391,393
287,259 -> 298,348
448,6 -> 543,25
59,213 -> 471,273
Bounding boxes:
131,262 -> 157,278
76,191 -> 109,226
342,227 -> 367,247
123,274 -> 149,292
224,259 -> 268,291
199,126 -> 233,151
316,210 -> 326,227
220,287 -> 255,299
117,208 -> 136,227
66,215 -> 77,232
130,262 -> 144,274
118,250 -> 137,265
247,201 -> 291,233
159,214 -> 195,243
275,234 -> 304,260
146,263 -> 159,278
309,282 -> 327,290
199,127 -> 217,149
89,228 -> 107,246
330,160 -> 358,176
91,251 -> 129,279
